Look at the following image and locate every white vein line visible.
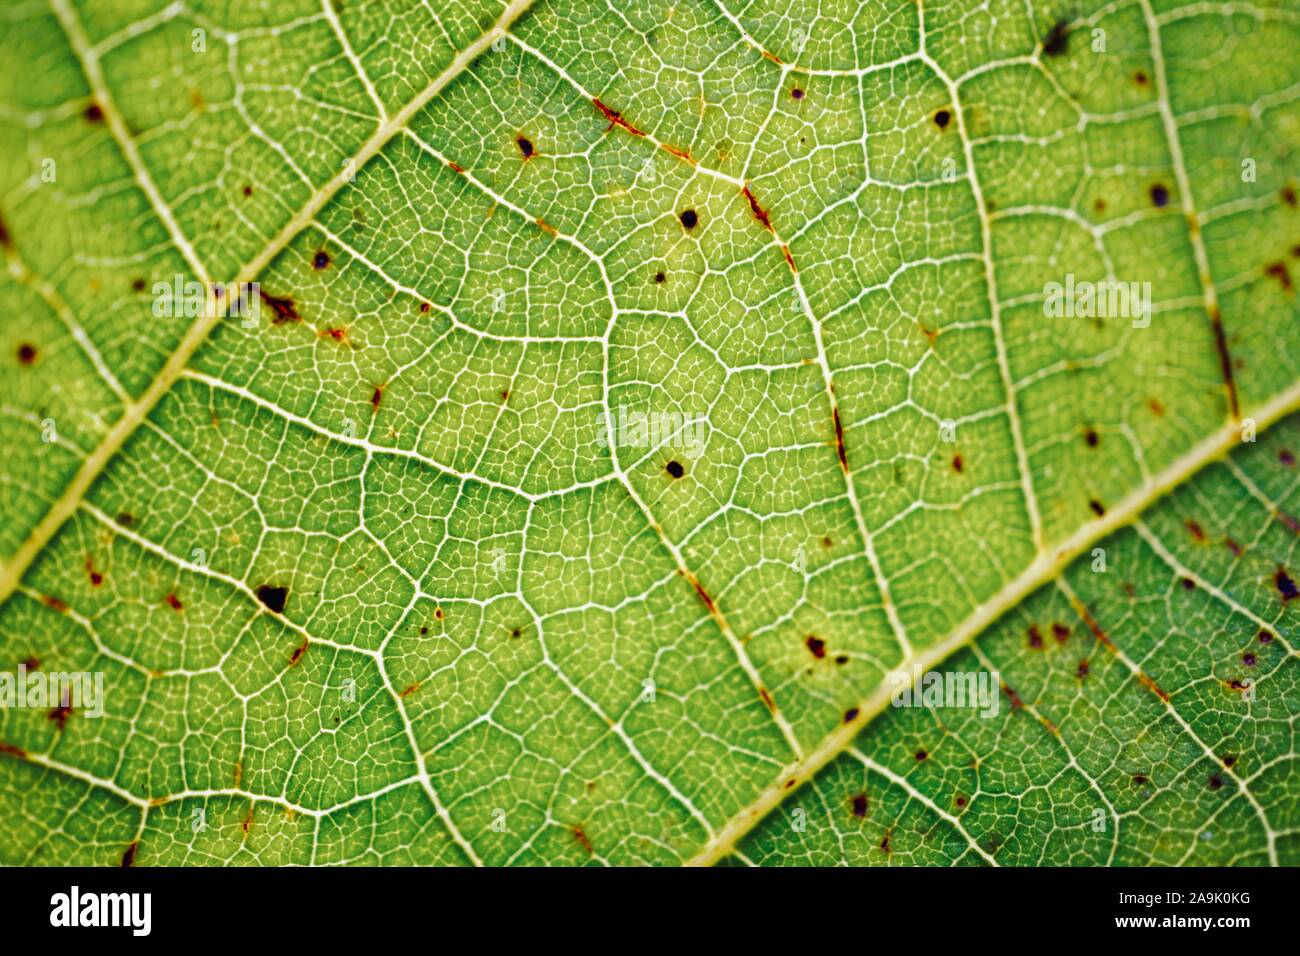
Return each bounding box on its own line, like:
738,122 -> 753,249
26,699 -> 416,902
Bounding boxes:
320,0 -> 388,123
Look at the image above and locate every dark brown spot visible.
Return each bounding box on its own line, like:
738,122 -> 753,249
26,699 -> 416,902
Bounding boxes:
1052,622 -> 1071,643
791,88 -> 804,100
1083,426 -> 1099,447
0,211 -> 11,250
951,454 -> 963,473
17,343 -> 36,365
1242,652 -> 1256,667
654,271 -> 665,284
665,459 -> 685,479
435,607 -> 444,620
419,301 -> 431,313
1134,70 -> 1148,86
933,109 -> 950,129
758,686 -> 776,713
1187,519 -> 1206,541
242,184 -> 253,197
1076,659 -> 1090,678
1275,567 -> 1299,602
1280,449 -> 1296,467
289,638 -> 308,665
419,626 -> 428,635
843,707 -> 859,723
49,703 -> 72,729
805,635 -> 826,659
255,585 -> 288,614
1222,754 -> 1237,768
1282,185 -> 1297,209
1132,774 -> 1148,785
84,102 -> 104,123
1028,625 -> 1044,649
954,795 -> 967,808
915,749 -> 928,761
1089,498 -> 1105,517
510,627 -> 522,639
116,512 -> 134,526
370,385 -> 383,412
1149,183 -> 1170,208
1259,629 -> 1274,644
312,250 -> 330,270
131,277 -> 146,292
1265,261 -> 1293,292
832,406 -> 848,471
850,793 -> 868,818
121,842 -> 138,867
516,135 -> 534,159
679,208 -> 698,230
1208,775 -> 1224,791
1042,19 -> 1070,57
259,290 -> 301,324
164,593 -> 183,611
1225,537 -> 1243,557
1180,577 -> 1196,591
834,654 -> 848,665
879,831 -> 892,854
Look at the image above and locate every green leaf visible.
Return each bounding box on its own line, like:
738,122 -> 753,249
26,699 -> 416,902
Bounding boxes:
1,0 -> 1298,866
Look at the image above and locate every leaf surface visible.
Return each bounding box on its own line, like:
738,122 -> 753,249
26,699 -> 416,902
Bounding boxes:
0,0 -> 1298,866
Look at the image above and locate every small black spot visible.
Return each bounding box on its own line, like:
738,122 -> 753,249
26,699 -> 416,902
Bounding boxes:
791,87 -> 804,100
915,749 -> 928,761
131,277 -> 146,292
1242,652 -> 1256,667
665,459 -> 685,479
255,585 -> 289,614
1180,577 -> 1196,591
805,635 -> 826,659
312,250 -> 330,270
115,512 -> 134,526
17,343 -> 36,365
654,271 -> 665,284
850,793 -> 868,818
834,654 -> 849,665
1275,567 -> 1298,603
933,109 -> 951,129
1222,754 -> 1237,768
1041,19 -> 1070,57
1134,70 -> 1149,86
1089,498 -> 1106,517
84,102 -> 104,123
1077,659 -> 1090,678
1150,183 -> 1170,208
242,185 -> 253,197
679,208 -> 698,230
1132,773 -> 1148,785
516,135 -> 534,159
1258,629 -> 1274,644
1207,774 -> 1224,791
1083,427 -> 1099,447
843,707 -> 859,723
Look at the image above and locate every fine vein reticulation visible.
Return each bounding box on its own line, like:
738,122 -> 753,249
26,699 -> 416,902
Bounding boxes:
1,0 -> 1298,866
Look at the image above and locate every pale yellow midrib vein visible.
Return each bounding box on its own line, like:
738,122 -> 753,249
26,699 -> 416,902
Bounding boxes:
685,378 -> 1300,866
0,0 -> 539,607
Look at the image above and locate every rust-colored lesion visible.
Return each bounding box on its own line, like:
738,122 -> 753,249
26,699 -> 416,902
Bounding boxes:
781,244 -> 797,273
1206,303 -> 1240,419
0,210 -> 12,252
400,682 -> 420,698
241,805 -> 254,835
121,842 -> 138,867
259,289 -> 301,324
831,406 -> 849,471
660,142 -> 696,165
741,184 -> 772,232
758,686 -> 776,713
289,638 -> 308,666
0,742 -> 27,759
571,825 -> 594,854
535,217 -> 558,237
447,160 -> 464,174
592,97 -> 645,136
41,594 -> 68,614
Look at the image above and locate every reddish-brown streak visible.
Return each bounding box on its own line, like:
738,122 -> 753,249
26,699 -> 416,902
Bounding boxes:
781,245 -> 797,272
536,217 -> 558,237
0,742 -> 27,758
447,160 -> 464,174
660,142 -> 695,165
165,593 -> 183,611
758,687 -> 776,713
1207,305 -> 1240,419
742,184 -> 773,231
572,825 -> 594,854
0,211 -> 11,251
592,97 -> 645,136
400,683 -> 419,698
42,594 -> 68,614
832,407 -> 848,471
289,639 -> 308,666
121,842 -> 138,867
259,290 -> 301,324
